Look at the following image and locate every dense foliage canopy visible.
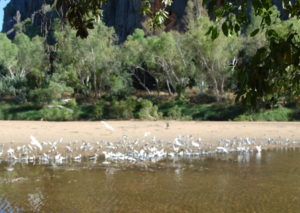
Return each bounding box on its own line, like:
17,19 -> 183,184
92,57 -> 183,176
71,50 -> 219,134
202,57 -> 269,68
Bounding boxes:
0,0 -> 299,118
47,0 -> 300,106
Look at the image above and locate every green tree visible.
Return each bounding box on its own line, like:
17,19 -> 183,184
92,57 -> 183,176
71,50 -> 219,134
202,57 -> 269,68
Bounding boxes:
55,20 -> 130,97
0,34 -> 18,78
124,29 -> 196,97
186,17 -> 241,99
47,0 -> 300,106
13,34 -> 45,79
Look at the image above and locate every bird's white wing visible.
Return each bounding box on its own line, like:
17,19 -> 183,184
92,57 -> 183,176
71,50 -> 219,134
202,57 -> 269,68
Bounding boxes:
101,121 -> 115,131
30,136 -> 43,151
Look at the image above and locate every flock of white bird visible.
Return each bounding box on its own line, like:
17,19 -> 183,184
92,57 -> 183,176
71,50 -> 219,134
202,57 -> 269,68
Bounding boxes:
0,133 -> 299,166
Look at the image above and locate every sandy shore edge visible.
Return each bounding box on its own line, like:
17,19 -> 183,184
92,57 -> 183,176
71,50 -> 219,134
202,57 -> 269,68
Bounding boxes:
0,121 -> 299,146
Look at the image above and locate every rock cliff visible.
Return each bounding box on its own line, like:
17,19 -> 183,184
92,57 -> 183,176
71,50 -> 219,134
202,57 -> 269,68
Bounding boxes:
2,0 -> 52,33
2,0 -> 188,41
1,0 -> 286,41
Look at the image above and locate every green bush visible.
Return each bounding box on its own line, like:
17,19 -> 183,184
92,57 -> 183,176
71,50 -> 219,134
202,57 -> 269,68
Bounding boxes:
234,107 -> 293,121
0,77 -> 27,98
29,88 -> 55,105
92,100 -> 105,120
109,74 -> 132,97
29,81 -> 74,105
167,105 -> 182,120
13,110 -> 42,120
138,100 -> 162,120
107,96 -> 137,119
40,107 -> 75,121
64,98 -> 77,109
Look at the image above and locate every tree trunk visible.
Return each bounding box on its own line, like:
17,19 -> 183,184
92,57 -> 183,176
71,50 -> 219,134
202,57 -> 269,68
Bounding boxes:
213,77 -> 220,101
155,78 -> 160,96
166,80 -> 173,96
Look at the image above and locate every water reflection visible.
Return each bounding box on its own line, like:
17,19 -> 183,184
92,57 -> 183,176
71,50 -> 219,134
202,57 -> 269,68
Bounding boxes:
0,150 -> 299,213
28,191 -> 44,212
256,152 -> 262,164
237,152 -> 251,166
0,197 -> 21,213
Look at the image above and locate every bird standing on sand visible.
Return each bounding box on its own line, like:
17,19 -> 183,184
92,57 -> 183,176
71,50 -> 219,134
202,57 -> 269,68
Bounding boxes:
165,122 -> 170,129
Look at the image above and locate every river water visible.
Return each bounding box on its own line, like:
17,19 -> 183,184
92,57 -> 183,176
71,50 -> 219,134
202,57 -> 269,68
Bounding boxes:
0,149 -> 299,213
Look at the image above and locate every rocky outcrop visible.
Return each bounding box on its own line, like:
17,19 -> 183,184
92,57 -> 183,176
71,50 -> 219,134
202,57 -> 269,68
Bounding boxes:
102,0 -> 143,42
2,0 -> 187,41
1,0 -> 287,41
2,0 -> 53,33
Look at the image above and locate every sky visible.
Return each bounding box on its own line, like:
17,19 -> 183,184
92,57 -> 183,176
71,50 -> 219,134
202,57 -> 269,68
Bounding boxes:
0,0 -> 9,31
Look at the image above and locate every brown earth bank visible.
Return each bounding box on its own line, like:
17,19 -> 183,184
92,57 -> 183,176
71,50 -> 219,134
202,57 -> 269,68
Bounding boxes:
0,121 -> 299,146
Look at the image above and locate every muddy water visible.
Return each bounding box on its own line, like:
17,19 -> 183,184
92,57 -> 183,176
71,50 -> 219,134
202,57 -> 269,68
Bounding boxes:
0,150 -> 299,213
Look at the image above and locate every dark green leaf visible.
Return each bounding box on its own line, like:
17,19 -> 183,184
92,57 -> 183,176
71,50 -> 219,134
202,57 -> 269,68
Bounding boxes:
222,22 -> 229,36
250,29 -> 260,37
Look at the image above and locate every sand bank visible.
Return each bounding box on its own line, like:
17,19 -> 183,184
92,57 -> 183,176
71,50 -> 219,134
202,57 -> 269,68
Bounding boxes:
0,121 -> 299,146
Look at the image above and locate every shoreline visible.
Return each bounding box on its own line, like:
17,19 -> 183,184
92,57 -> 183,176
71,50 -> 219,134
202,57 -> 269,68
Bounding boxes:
0,120 -> 299,145
0,121 -> 299,163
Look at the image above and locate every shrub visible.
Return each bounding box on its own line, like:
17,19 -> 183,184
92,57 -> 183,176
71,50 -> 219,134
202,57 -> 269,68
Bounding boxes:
138,100 -> 162,120
108,74 -> 132,97
234,107 -> 292,121
29,81 -> 74,105
0,77 -> 27,98
167,105 -> 182,120
92,100 -> 105,120
29,88 -> 55,105
64,98 -> 77,109
107,97 -> 137,119
40,107 -> 75,121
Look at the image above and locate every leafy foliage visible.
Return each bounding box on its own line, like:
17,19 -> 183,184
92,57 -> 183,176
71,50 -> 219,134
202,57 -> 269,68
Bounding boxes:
138,100 -> 162,120
0,0 -> 299,119
47,0 -> 300,106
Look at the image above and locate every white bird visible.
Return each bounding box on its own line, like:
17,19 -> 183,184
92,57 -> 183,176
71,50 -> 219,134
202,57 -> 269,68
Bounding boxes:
7,148 -> 14,155
173,145 -> 179,153
55,154 -> 62,161
173,138 -> 183,147
74,154 -> 82,161
6,167 -> 14,172
89,154 -> 98,161
101,121 -> 115,131
30,136 -> 43,151
0,145 -> 3,156
65,146 -> 73,153
27,144 -> 33,151
255,145 -> 262,153
191,142 -> 200,148
168,152 -> 175,158
102,161 -> 111,165
216,146 -> 229,153
144,132 -> 151,137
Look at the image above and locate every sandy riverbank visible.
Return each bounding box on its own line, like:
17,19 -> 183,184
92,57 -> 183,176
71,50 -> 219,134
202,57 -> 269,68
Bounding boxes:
0,121 -> 299,146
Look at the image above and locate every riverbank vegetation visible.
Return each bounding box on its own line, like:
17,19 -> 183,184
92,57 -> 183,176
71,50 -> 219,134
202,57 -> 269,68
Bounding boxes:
0,4 -> 299,121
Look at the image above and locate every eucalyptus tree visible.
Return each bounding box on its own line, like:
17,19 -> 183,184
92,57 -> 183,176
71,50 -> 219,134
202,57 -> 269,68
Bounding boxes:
47,0 -> 300,106
122,29 -> 152,94
0,34 -> 18,79
1,0 -> 297,105
13,34 -> 45,79
0,33 -> 46,98
145,31 -> 196,97
186,17 -> 242,99
0,33 -> 45,82
54,20 -> 128,97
